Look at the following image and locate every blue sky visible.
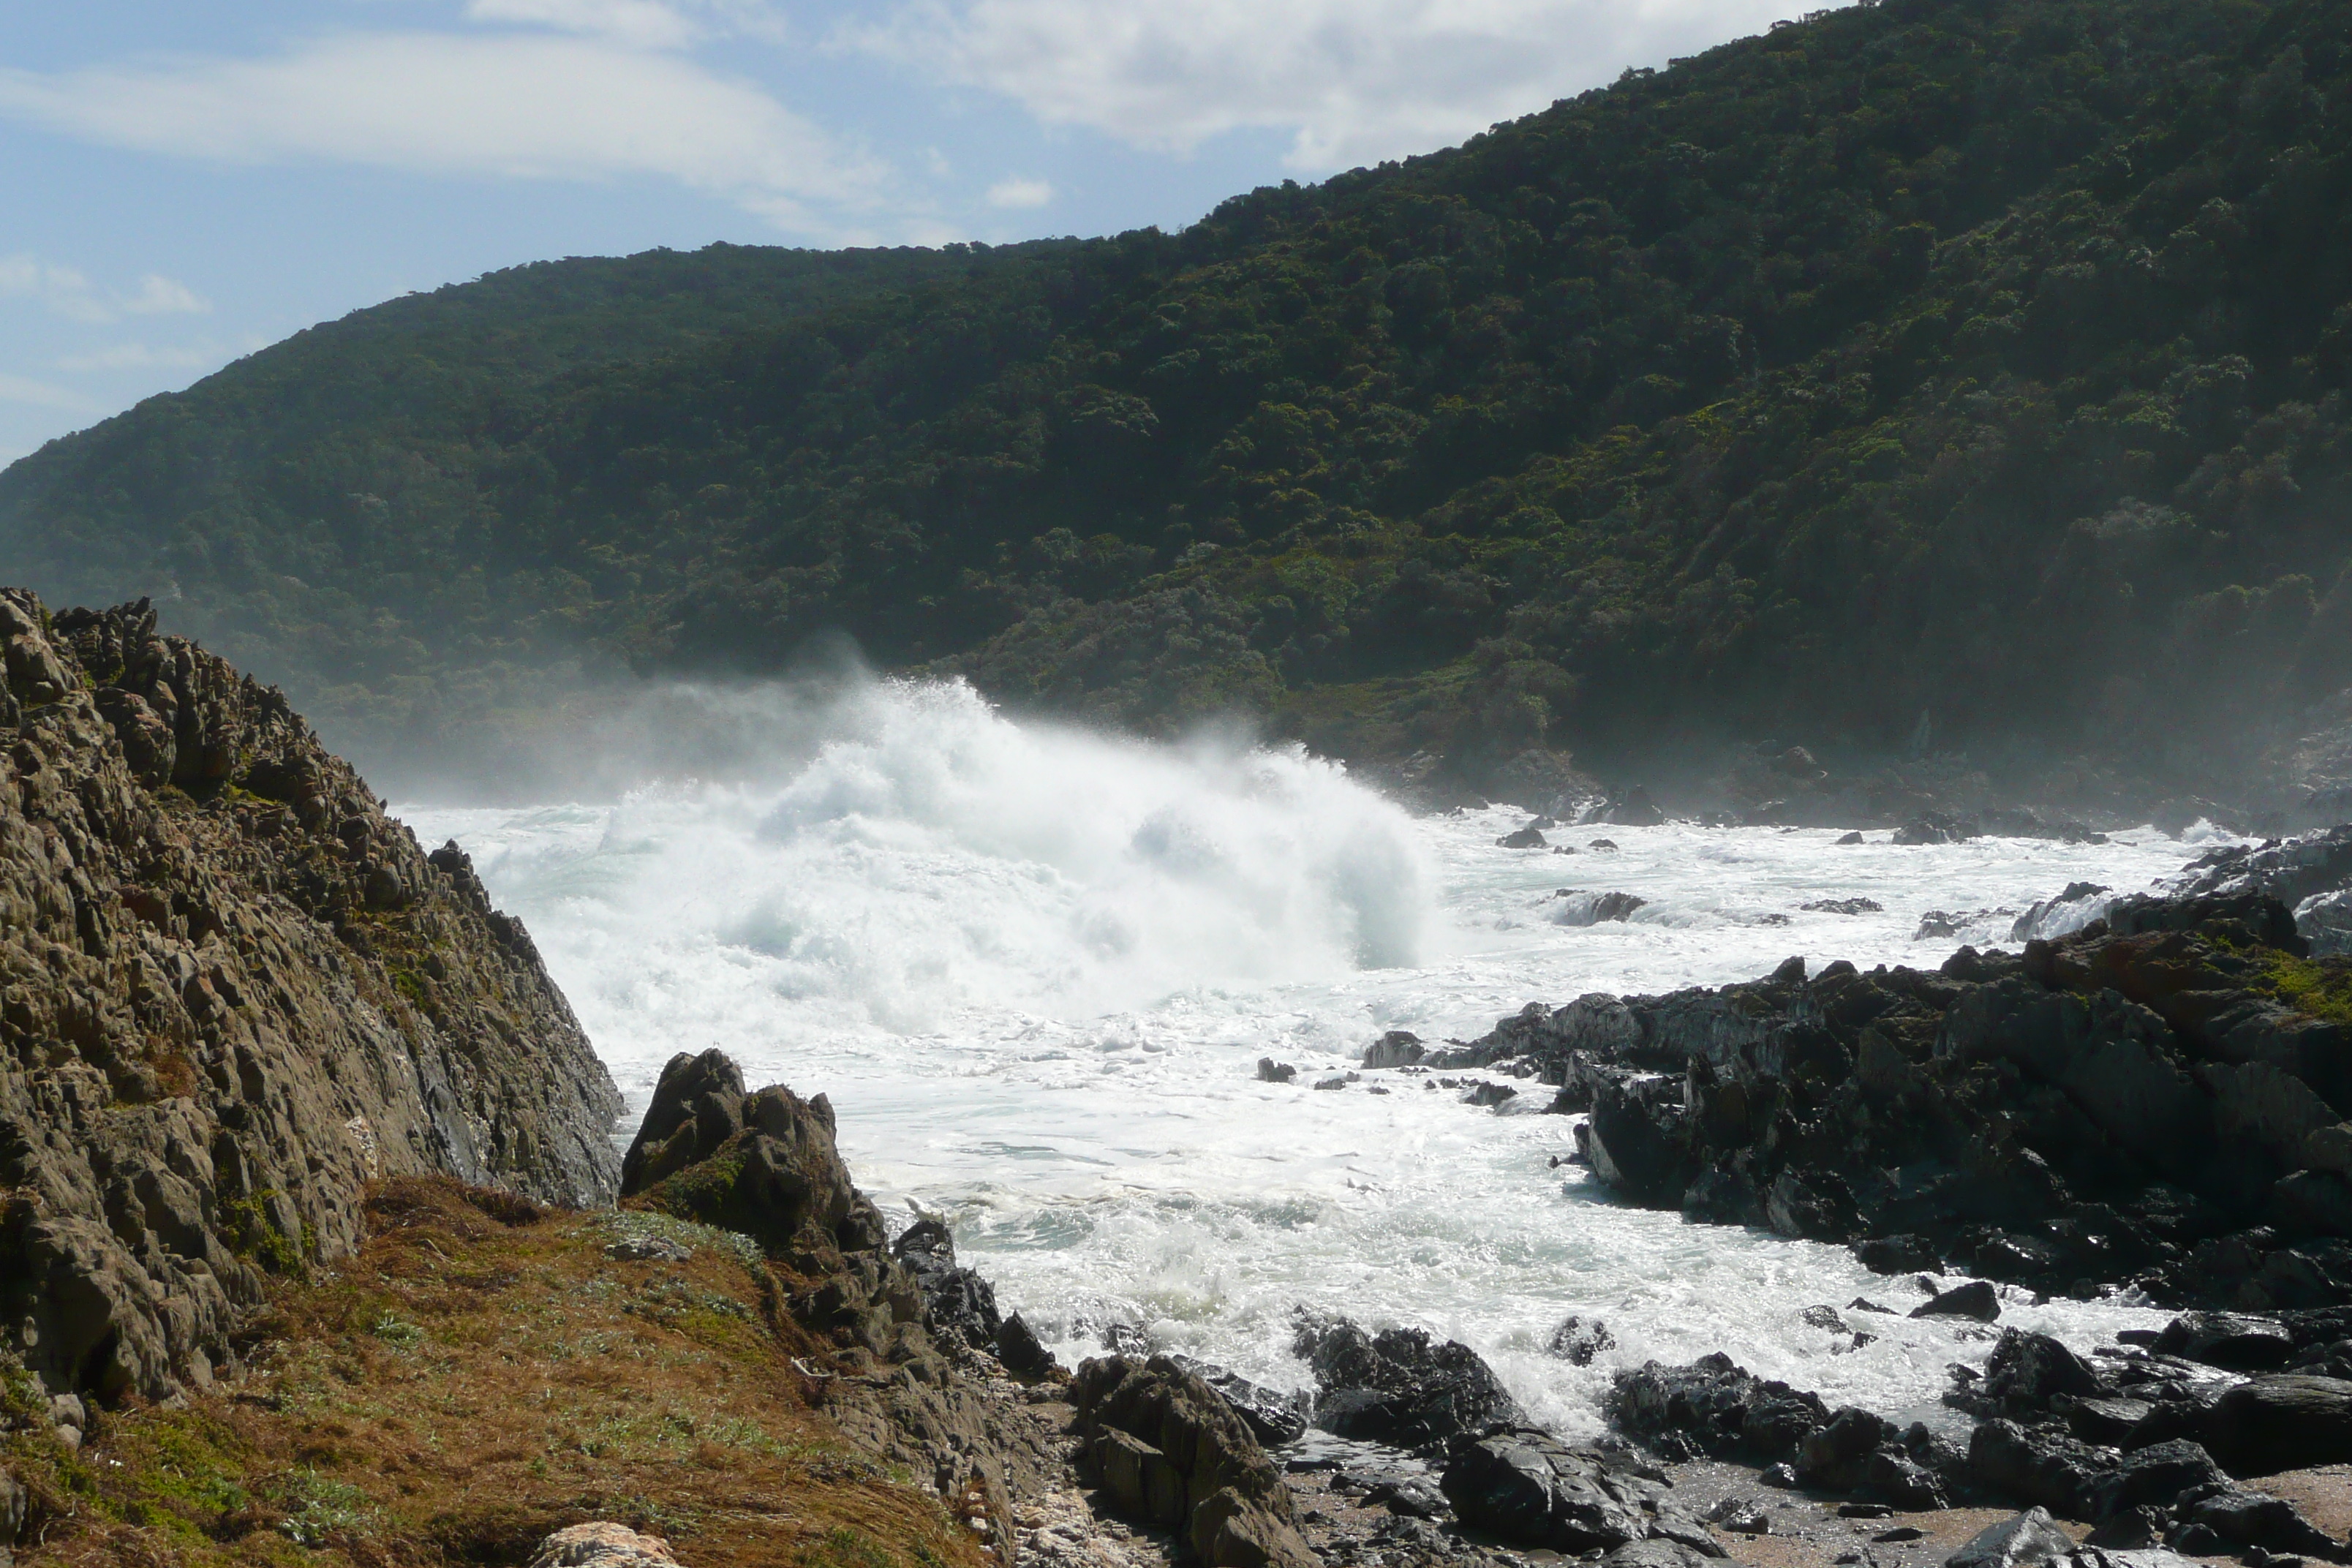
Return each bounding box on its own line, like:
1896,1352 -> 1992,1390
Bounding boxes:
1,0 -> 1825,467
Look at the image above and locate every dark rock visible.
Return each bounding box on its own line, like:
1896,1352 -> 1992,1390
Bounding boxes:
2154,1311 -> 2294,1371
1292,1316 -> 1525,1456
2199,1375 -> 2352,1474
2060,1397 -> 2154,1446
1553,890 -> 1651,926
1547,1316 -> 1616,1365
1600,788 -> 1667,828
1966,1330 -> 2107,1417
1859,1236 -> 1945,1275
1363,1031 -> 1425,1068
1587,1077 -> 1695,1207
621,1048 -> 745,1194
1967,1420 -> 2115,1516
1499,826 -> 1550,848
1365,1476 -> 1449,1519
1256,1058 -> 1298,1084
1441,1428 -> 1720,1556
2177,1485 -> 2345,1559
1072,1354 -> 1317,1567
1590,837 -> 1621,851
1945,1507 -> 2076,1568
892,1218 -> 1002,1354
1168,1354 -> 1311,1447
1798,1407 -> 1898,1492
1838,832 -> 1867,844
1805,898 -> 1885,915
1602,1541 -> 1722,1568
1610,1354 -> 1828,1463
2084,1440 -> 2226,1519
995,1312 -> 1058,1380
1913,1281 -> 2002,1322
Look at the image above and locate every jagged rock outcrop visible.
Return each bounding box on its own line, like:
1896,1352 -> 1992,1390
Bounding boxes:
1464,883 -> 2352,1308
1071,1354 -> 1317,1568
618,1049 -> 1060,1558
0,591 -> 620,1404
1289,1313 -> 1526,1456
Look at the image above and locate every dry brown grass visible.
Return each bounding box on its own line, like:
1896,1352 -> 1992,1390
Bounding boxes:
9,1180 -> 983,1568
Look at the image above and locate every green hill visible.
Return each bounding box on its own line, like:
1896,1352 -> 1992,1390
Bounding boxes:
8,0 -> 2351,799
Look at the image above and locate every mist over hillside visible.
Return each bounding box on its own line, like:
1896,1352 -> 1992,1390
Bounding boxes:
7,0 -> 2352,810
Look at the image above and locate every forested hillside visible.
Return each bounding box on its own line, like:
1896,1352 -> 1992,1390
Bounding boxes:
7,0 -> 2351,797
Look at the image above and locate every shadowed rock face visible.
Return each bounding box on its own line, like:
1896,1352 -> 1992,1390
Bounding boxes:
0,591 -> 622,1403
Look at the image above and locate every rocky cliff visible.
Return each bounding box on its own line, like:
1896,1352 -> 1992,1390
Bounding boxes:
0,590 -> 620,1405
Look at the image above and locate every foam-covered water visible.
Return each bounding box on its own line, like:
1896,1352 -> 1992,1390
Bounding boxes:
399,677 -> 2226,1438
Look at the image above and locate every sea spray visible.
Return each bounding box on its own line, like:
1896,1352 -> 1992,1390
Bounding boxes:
402,678 -> 2221,1439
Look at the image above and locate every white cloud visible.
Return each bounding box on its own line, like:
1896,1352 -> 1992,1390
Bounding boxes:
0,31 -> 888,234
121,274 -> 211,316
56,342 -> 218,373
985,176 -> 1052,208
464,0 -> 707,51
0,255 -> 113,322
852,0 -> 1833,170
0,372 -> 101,412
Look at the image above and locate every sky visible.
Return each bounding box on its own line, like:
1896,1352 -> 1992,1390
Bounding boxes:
1,0 -> 1830,468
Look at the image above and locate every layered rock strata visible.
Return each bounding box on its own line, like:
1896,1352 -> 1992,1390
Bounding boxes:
0,591 -> 620,1403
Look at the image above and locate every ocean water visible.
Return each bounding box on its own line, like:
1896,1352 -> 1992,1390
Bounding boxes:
399,677 -> 2230,1439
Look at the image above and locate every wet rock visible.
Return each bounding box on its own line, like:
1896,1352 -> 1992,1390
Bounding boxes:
1499,826 -> 1550,848
1610,1354 -> 1828,1463
2176,1485 -> 2345,1559
1073,1354 -> 1316,1567
1292,1316 -> 1525,1456
2154,1311 -> 2294,1371
1963,1330 -> 2107,1418
2083,1440 -> 2226,1520
1858,1236 -> 1945,1275
1599,789 -> 1666,828
2060,1397 -> 2154,1446
1967,1420 -> 2115,1516
1553,889 -> 1651,927
1463,1081 -> 1519,1107
995,1312 -> 1058,1380
1547,1316 -> 1616,1365
527,1523 -> 682,1568
1895,813 -> 1978,847
1805,898 -> 1885,916
892,1218 -> 1002,1354
1441,1428 -> 1720,1556
1913,1282 -> 2002,1322
1168,1354 -> 1311,1447
1256,1058 -> 1298,1083
1945,1507 -> 2076,1568
1839,832 -> 1867,845
1362,1031 -> 1425,1068
2199,1374 -> 2352,1474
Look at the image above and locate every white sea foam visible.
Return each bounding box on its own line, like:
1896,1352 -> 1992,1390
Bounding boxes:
400,676 -> 2220,1439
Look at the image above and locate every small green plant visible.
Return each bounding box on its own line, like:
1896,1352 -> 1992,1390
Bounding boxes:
369,1313 -> 426,1352
274,1468 -> 376,1548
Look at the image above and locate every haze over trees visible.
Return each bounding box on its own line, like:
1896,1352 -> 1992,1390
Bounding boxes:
7,0 -> 2351,791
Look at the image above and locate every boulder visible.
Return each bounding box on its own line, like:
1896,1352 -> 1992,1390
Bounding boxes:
1441,1428 -> 1722,1556
1967,1420 -> 2114,1516
619,1049 -> 745,1195
1292,1317 -> 1524,1455
1169,1354 -> 1311,1447
1599,788 -> 1667,827
1256,1058 -> 1298,1083
1362,1031 -> 1425,1068
1586,1079 -> 1695,1207
2154,1311 -> 2294,1372
1609,1354 -> 1828,1463
1913,1281 -> 2002,1322
1944,1508 -> 2076,1568
1968,1330 -> 2107,1417
2082,1441 -> 2226,1520
1499,826 -> 1550,848
1072,1355 -> 1316,1568
1546,1316 -> 1616,1365
995,1313 -> 1058,1380
2199,1374 -> 2352,1474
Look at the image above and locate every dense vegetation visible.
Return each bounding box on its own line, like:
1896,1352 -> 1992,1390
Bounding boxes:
9,0 -> 2352,791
